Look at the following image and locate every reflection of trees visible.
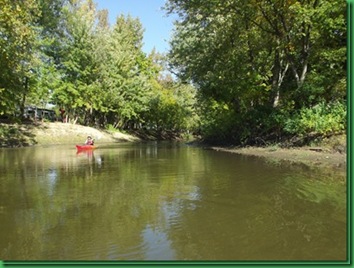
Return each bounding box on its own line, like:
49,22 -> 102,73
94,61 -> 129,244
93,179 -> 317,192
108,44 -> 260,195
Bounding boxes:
0,143 -> 205,259
162,155 -> 346,260
0,144 -> 346,260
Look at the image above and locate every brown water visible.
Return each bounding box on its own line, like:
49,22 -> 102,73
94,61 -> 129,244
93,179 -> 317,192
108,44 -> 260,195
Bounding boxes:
0,142 -> 347,261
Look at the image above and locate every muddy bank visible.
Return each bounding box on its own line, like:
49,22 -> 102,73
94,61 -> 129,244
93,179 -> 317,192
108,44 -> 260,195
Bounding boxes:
210,144 -> 346,176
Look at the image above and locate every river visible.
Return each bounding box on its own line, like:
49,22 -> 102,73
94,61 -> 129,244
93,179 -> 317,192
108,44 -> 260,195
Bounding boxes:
0,142 -> 347,261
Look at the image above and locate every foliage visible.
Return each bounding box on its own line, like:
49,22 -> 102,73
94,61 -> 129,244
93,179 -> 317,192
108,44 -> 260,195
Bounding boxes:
0,0 -> 41,114
0,0 -> 197,137
284,101 -> 346,136
165,0 -> 346,144
148,81 -> 198,133
1,0 -> 345,142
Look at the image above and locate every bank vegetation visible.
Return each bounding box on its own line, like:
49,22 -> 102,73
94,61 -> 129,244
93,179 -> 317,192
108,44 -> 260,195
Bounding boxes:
0,0 -> 347,149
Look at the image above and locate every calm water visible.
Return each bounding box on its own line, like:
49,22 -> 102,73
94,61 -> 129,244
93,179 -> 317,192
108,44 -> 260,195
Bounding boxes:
0,142 -> 347,261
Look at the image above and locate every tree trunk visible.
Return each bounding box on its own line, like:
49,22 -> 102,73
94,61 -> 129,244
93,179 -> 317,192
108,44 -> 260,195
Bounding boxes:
270,46 -> 289,107
20,76 -> 29,119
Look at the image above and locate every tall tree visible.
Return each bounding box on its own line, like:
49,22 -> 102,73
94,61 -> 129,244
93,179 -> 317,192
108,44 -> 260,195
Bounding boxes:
165,0 -> 346,144
51,0 -> 101,123
100,15 -> 153,128
0,0 -> 41,115
27,0 -> 67,108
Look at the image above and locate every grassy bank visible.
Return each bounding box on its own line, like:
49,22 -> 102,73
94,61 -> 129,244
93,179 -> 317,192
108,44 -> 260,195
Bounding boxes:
0,122 -> 139,147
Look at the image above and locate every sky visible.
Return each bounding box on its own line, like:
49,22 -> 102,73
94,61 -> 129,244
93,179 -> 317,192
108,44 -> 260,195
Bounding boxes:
94,0 -> 176,54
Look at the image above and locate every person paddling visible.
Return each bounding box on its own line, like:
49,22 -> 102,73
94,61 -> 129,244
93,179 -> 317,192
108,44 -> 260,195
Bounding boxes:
85,135 -> 94,145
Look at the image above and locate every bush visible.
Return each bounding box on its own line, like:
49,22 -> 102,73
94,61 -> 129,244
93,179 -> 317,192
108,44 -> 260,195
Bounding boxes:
284,101 -> 346,136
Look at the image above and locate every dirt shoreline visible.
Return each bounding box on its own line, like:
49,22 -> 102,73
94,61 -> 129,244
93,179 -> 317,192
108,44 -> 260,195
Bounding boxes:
0,122 -> 347,175
210,145 -> 346,176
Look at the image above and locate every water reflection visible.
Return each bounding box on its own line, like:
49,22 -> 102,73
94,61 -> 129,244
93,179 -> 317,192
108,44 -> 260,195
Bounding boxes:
0,142 -> 346,261
76,149 -> 103,168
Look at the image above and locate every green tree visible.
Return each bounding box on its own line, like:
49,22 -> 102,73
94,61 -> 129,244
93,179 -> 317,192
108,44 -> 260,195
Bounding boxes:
99,14 -> 153,128
51,0 -> 102,124
26,0 -> 67,109
0,0 -> 41,115
165,0 -> 346,144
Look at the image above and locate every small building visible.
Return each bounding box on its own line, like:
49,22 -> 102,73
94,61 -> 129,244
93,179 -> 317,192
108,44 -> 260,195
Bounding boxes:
23,106 -> 57,121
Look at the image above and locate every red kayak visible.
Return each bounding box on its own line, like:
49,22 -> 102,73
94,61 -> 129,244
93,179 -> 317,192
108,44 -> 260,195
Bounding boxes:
76,144 -> 97,150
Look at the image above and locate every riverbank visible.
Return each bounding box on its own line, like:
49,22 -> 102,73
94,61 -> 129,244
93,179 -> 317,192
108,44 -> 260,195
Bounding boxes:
0,122 -> 139,147
0,122 -> 347,174
209,134 -> 346,175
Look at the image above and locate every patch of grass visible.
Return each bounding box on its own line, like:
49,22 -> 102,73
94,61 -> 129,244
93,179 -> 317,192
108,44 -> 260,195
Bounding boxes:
268,144 -> 280,152
106,124 -> 119,133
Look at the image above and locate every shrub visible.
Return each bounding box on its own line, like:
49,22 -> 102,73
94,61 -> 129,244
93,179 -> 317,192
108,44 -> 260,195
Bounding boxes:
284,101 -> 346,136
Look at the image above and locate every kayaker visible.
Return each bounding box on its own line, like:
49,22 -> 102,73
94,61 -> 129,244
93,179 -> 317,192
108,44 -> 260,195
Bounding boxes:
85,135 -> 94,145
